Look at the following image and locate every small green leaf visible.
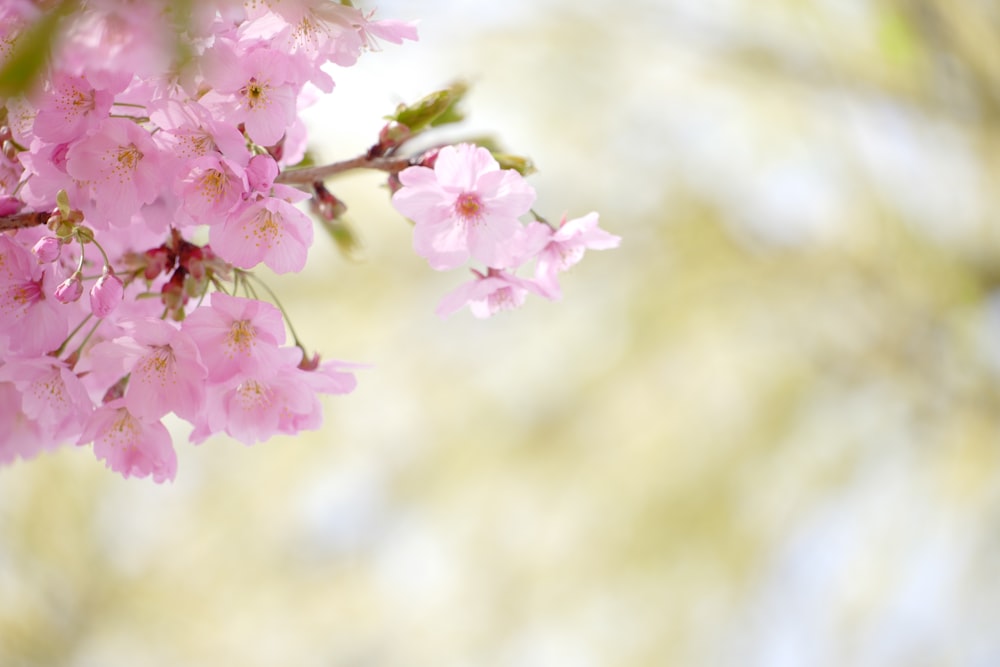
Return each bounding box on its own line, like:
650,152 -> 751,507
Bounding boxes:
320,219 -> 363,260
492,153 -> 536,176
388,81 -> 468,133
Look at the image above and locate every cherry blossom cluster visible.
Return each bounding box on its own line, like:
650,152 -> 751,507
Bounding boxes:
0,0 -> 617,483
392,143 -> 619,317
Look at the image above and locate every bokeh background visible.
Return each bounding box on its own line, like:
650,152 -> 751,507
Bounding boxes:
5,0 -> 1000,665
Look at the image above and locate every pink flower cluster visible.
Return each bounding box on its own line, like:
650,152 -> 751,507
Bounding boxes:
0,0 -> 413,481
0,2 -> 617,483
392,144 -> 619,318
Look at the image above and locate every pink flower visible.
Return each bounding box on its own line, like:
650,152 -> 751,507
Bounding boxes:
32,72 -> 118,143
201,43 -> 300,146
192,347 -> 317,445
179,154 -> 245,219
65,117 -> 166,226
89,267 -> 124,318
0,356 -> 94,445
0,236 -> 69,356
436,267 -> 545,319
0,381 -> 47,465
109,319 -> 209,423
210,195 -> 314,273
79,399 -> 177,483
392,143 -> 536,270
529,213 -> 621,299
181,292 -> 286,383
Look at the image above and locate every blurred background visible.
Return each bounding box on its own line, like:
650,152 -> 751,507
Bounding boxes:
4,0 -> 1000,665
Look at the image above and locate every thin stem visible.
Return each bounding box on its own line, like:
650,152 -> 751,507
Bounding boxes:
243,272 -> 306,351
275,155 -> 411,185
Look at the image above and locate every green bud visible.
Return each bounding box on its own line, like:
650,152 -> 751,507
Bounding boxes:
388,81 -> 468,134
492,153 -> 536,176
56,190 -> 72,218
75,226 -> 96,244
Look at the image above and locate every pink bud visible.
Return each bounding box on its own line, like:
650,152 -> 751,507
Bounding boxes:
32,236 -> 62,263
0,195 -> 22,217
54,274 -> 83,303
89,268 -> 124,318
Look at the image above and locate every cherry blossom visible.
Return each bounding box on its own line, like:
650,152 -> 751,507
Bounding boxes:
392,143 -> 536,270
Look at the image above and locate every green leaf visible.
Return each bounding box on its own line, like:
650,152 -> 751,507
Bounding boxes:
0,0 -> 79,98
388,81 -> 469,133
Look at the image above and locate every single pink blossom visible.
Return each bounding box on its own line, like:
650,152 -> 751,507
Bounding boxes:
0,236 -> 69,356
210,195 -> 314,273
191,347 -> 318,445
102,318 -> 209,423
201,43 -> 300,146
65,117 -> 166,227
79,399 -> 177,483
181,292 -> 287,383
392,143 -> 536,270
436,267 -> 546,319
0,356 -> 94,445
531,212 -> 621,299
32,72 -> 118,143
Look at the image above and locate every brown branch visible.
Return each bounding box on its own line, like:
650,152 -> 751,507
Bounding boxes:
0,211 -> 50,232
275,155 -> 412,185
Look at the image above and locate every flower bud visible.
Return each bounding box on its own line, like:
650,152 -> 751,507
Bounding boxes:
90,267 -> 124,318
54,274 -> 83,304
32,236 -> 62,263
0,196 -> 22,217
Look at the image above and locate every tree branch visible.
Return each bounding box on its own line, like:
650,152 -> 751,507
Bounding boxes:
0,211 -> 49,232
275,155 -> 412,185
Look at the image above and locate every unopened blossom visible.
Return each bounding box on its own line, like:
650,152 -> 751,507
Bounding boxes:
392,143 -> 536,270
53,274 -> 83,304
89,267 -> 124,318
32,236 -> 62,264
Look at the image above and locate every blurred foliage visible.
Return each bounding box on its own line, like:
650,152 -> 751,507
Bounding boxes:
4,1 -> 1000,666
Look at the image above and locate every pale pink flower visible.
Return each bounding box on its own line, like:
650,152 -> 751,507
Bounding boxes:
0,356 -> 94,445
436,268 -> 545,319
392,143 -> 536,270
179,154 -> 245,219
210,195 -> 314,273
191,347 -> 317,445
0,236 -> 69,356
32,72 -> 118,143
89,267 -> 124,318
0,381 -> 47,465
79,399 -> 177,483
181,292 -> 287,383
65,117 -> 165,226
201,43 -> 300,146
530,213 -> 621,299
103,319 -> 209,422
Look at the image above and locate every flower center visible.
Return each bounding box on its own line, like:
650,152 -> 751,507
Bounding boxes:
454,192 -> 484,223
